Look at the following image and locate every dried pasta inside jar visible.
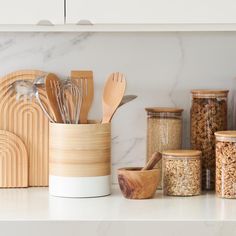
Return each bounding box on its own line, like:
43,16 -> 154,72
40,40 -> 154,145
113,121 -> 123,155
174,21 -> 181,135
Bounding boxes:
215,131 -> 236,199
163,150 -> 202,196
190,90 -> 228,190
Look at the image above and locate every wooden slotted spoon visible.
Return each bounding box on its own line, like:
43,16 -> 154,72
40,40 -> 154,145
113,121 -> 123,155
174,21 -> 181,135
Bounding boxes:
45,73 -> 63,123
71,71 -> 94,124
102,72 -> 126,123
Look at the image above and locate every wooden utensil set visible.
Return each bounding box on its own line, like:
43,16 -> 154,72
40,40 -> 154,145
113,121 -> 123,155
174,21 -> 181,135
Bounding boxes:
0,70 -> 136,188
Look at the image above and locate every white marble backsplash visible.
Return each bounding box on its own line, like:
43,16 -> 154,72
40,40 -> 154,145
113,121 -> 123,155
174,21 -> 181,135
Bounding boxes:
0,32 -> 236,183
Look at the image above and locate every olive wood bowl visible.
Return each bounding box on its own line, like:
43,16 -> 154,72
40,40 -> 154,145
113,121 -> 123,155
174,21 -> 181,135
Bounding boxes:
117,167 -> 160,199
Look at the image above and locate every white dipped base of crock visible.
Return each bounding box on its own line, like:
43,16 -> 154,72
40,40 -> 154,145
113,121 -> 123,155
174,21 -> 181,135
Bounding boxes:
49,175 -> 111,198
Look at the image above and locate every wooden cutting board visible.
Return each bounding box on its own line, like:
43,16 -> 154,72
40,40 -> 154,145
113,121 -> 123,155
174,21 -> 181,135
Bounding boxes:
0,130 -> 28,187
0,70 -> 50,186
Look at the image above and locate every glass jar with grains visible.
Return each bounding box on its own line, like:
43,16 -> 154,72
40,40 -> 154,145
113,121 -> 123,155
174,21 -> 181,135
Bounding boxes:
215,131 -> 236,199
162,150 -> 202,196
190,90 -> 228,190
145,107 -> 183,188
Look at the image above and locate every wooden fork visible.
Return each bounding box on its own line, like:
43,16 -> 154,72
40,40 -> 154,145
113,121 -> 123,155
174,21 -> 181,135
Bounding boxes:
102,72 -> 126,123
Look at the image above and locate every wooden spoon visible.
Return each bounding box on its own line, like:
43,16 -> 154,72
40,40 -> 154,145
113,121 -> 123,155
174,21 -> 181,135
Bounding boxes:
45,73 -> 63,123
102,72 -> 126,123
71,71 -> 94,124
142,152 -> 162,171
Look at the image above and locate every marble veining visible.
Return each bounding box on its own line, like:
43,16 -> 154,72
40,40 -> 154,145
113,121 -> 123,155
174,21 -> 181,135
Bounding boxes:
169,33 -> 185,107
0,32 -> 236,183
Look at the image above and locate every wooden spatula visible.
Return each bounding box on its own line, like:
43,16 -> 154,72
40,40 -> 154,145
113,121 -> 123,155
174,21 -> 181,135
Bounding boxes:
71,71 -> 94,124
118,95 -> 137,108
102,72 -> 126,123
45,73 -> 63,123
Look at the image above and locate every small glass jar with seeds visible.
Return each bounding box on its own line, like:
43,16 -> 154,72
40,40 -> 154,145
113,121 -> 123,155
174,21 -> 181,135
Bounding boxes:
215,131 -> 236,199
163,150 -> 202,196
146,107 -> 183,188
190,90 -> 228,190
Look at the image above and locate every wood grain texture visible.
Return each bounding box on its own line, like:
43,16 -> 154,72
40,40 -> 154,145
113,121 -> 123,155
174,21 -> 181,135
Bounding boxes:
142,152 -> 162,171
102,72 -> 126,123
71,70 -> 94,124
0,130 -> 28,187
0,70 -> 50,186
118,168 -> 160,199
45,73 -> 63,123
49,122 -> 111,177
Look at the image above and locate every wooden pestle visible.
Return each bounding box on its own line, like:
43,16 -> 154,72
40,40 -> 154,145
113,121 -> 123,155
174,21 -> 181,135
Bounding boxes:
142,152 -> 162,171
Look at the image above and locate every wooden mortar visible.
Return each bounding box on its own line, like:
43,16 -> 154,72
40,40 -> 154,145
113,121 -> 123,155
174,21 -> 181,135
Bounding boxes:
118,167 -> 160,199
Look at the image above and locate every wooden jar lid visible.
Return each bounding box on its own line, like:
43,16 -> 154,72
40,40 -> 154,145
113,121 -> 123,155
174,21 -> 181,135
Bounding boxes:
191,89 -> 229,98
162,150 -> 201,158
215,131 -> 236,138
145,107 -> 183,113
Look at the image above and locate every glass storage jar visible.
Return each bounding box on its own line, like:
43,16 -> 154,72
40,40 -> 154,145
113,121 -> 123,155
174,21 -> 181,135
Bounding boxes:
190,90 -> 228,190
163,150 -> 202,196
146,107 -> 183,188
215,131 -> 236,199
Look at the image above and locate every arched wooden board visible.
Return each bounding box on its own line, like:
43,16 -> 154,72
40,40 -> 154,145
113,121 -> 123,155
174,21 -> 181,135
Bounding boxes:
0,70 -> 50,186
0,130 -> 28,187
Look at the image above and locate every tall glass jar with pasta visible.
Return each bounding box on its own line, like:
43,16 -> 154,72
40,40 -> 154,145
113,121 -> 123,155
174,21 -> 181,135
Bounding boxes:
191,90 -> 228,190
215,131 -> 236,198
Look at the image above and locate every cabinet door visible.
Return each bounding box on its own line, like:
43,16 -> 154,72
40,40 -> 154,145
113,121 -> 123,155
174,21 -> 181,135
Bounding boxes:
66,0 -> 236,24
0,0 -> 64,24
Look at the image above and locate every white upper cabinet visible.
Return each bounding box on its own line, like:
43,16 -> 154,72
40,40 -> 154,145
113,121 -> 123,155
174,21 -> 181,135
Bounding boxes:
0,0 -> 64,25
66,0 -> 236,24
0,0 -> 235,30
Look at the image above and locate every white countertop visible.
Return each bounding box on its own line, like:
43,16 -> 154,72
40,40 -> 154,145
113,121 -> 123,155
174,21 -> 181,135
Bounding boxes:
0,184 -> 235,221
